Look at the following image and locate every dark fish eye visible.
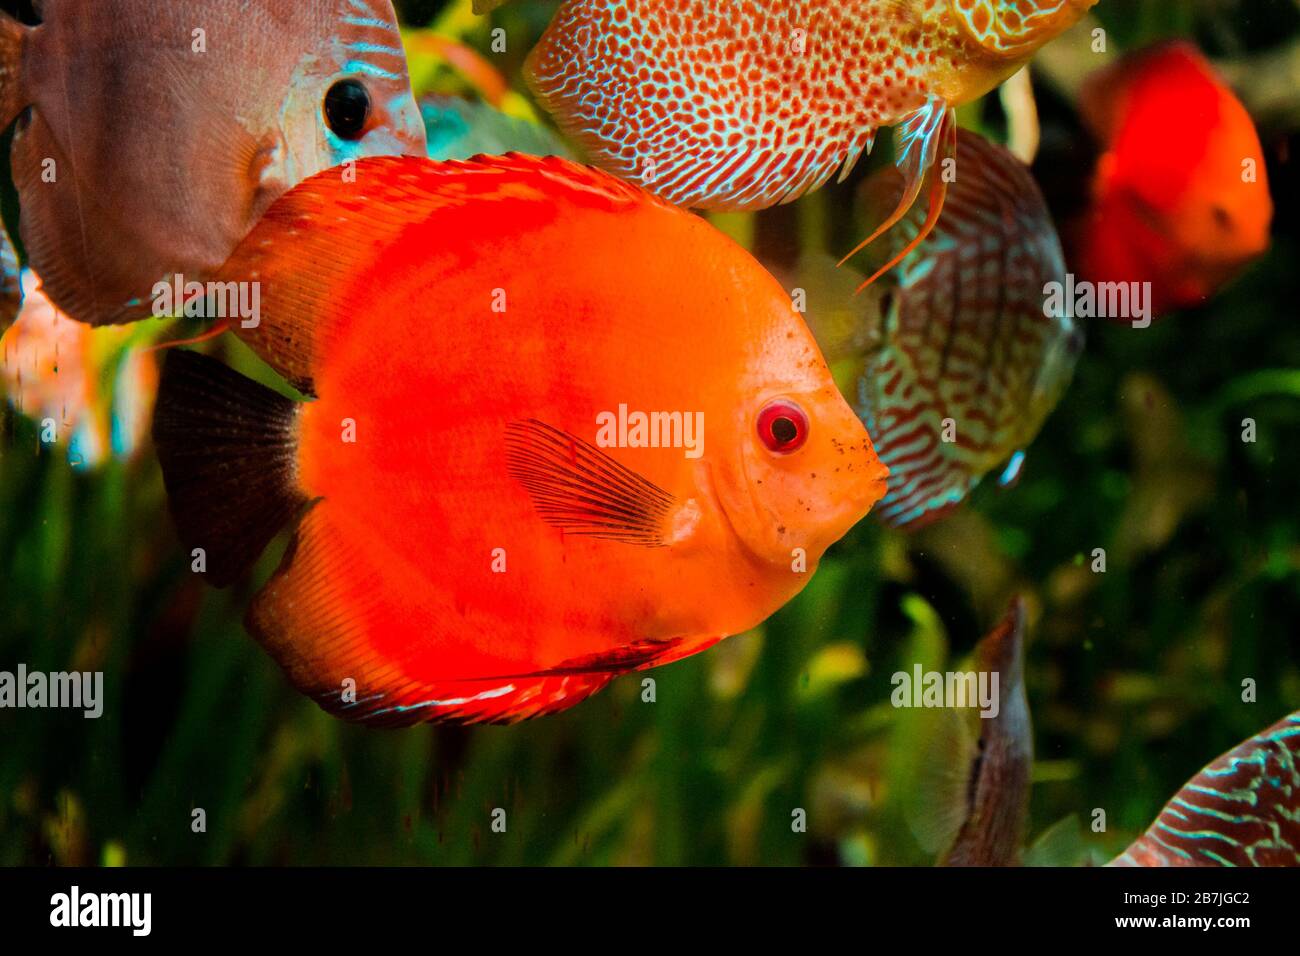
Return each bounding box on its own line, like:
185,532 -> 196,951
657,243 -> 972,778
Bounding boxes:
757,400 -> 809,454
324,79 -> 372,140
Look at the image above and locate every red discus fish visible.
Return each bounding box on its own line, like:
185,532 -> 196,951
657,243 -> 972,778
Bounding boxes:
1076,41 -> 1273,317
524,0 -> 1097,288
151,154 -> 887,726
0,0 -> 426,327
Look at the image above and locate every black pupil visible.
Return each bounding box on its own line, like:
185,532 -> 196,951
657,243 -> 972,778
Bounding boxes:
325,80 -> 371,139
771,416 -> 798,445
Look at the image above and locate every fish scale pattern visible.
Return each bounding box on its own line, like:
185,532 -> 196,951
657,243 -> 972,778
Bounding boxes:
525,0 -> 961,210
861,131 -> 1079,528
1113,712 -> 1300,866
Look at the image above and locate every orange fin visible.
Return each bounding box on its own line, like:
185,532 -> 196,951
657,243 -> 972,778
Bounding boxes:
217,153 -> 652,393
839,99 -> 956,287
505,418 -> 675,546
248,504 -> 617,727
152,350 -> 306,587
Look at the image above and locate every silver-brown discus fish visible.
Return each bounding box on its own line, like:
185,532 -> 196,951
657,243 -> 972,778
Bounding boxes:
0,0 -> 427,326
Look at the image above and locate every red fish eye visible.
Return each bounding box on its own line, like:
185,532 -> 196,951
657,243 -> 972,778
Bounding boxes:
757,401 -> 809,454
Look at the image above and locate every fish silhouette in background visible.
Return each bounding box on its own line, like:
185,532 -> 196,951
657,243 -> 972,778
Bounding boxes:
1073,41 -> 1273,317
523,0 -> 1097,289
905,597 -> 1033,866
151,154 -> 887,726
0,0 -> 426,326
805,128 -> 1081,530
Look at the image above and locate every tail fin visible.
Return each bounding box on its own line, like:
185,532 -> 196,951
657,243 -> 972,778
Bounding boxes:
0,12 -> 28,131
151,350 -> 306,587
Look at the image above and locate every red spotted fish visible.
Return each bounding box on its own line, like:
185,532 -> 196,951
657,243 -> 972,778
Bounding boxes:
0,0 -> 426,327
1112,710 -> 1300,867
806,128 -> 1081,529
524,0 -> 1098,287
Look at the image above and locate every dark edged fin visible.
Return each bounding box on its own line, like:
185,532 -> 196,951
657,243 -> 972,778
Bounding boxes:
151,349 -> 306,587
0,12 -> 28,131
941,596 -> 1033,867
1111,709 -> 1300,867
505,418 -> 675,546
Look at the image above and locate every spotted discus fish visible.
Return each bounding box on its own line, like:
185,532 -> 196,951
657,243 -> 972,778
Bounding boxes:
525,0 -> 1097,287
807,128 -> 1081,529
1111,711 -> 1300,867
0,0 -> 426,327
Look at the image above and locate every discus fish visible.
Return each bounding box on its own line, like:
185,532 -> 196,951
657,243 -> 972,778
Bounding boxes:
0,0 -> 426,327
906,597 -> 1033,866
525,0 -> 1097,287
1076,42 -> 1272,316
151,154 -> 887,726
806,128 -> 1081,529
1112,710 -> 1300,867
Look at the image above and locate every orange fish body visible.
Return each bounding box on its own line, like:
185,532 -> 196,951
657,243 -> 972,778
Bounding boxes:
0,0 -> 426,326
1077,42 -> 1272,316
153,155 -> 887,725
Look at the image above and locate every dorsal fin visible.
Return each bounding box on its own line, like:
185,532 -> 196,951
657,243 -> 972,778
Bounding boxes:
215,153 -> 659,391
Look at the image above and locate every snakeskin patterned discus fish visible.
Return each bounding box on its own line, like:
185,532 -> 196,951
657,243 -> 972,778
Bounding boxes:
1112,711 -> 1300,867
0,0 -> 426,327
525,0 -> 1097,286
807,129 -> 1081,529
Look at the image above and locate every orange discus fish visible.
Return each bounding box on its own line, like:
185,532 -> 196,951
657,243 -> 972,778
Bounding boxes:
524,0 -> 1097,288
151,154 -> 888,726
1076,42 -> 1273,317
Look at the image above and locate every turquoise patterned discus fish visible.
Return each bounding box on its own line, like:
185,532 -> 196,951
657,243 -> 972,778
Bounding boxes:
1112,711 -> 1300,867
807,128 -> 1082,529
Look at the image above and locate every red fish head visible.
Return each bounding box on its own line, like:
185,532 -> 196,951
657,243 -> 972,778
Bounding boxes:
1083,41 -> 1273,314
711,371 -> 888,579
